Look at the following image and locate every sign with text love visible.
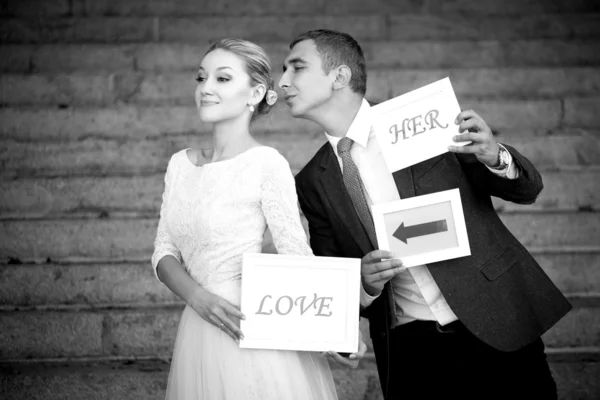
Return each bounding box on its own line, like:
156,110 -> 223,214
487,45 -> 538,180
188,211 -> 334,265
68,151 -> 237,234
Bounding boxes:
372,188 -> 470,267
371,77 -> 469,173
240,253 -> 360,353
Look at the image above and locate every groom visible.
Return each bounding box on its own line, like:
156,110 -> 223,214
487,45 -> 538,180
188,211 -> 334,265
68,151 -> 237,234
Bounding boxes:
279,29 -> 571,399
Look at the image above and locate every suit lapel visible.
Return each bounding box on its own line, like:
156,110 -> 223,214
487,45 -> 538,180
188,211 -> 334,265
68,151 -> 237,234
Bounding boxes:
318,145 -> 373,255
392,167 -> 416,199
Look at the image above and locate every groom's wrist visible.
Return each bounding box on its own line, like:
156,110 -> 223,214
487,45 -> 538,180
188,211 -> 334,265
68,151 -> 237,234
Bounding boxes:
365,287 -> 381,297
360,283 -> 381,308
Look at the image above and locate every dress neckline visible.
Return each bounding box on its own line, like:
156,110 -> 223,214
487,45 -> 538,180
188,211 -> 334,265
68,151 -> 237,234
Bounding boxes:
184,146 -> 268,168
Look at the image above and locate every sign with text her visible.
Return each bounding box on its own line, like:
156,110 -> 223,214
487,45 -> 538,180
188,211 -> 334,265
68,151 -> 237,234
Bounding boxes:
240,253 -> 360,353
371,77 -> 469,173
372,188 -> 471,267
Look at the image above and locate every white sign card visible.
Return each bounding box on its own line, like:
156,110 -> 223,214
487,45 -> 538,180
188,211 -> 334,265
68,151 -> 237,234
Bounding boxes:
372,188 -> 470,268
371,77 -> 470,173
239,253 -> 360,353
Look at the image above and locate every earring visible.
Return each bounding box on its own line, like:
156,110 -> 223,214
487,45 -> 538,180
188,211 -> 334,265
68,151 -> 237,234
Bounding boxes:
249,104 -> 255,112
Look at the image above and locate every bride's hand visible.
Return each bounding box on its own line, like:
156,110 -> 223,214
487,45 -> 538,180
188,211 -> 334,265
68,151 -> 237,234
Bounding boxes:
187,287 -> 246,343
323,329 -> 368,369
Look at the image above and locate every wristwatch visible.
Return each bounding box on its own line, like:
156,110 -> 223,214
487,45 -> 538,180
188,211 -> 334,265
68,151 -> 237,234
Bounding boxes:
489,145 -> 510,170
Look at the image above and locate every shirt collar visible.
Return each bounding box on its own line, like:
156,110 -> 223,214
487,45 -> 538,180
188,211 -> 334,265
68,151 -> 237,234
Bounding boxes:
325,99 -> 372,157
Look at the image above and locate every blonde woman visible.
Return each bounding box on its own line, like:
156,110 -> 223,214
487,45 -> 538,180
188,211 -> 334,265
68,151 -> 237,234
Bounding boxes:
152,38 -> 352,400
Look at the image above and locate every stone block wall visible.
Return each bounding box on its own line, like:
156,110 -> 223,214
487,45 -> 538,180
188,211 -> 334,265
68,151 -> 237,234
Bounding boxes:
1,0 -> 599,399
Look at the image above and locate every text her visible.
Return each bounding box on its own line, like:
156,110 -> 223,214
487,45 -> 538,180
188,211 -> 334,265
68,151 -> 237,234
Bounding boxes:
255,294 -> 333,317
389,109 -> 448,144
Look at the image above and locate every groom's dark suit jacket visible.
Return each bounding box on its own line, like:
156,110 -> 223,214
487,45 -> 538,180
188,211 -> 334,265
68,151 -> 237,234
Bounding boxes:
295,143 -> 571,394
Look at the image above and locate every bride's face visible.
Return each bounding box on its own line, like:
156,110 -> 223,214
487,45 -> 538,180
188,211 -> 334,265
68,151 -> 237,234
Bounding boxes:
195,49 -> 255,124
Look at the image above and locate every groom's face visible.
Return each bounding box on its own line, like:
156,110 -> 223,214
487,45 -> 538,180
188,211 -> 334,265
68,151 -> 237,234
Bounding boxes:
279,39 -> 334,119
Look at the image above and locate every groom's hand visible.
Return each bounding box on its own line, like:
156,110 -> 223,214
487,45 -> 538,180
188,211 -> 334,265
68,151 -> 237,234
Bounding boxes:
362,250 -> 406,297
448,109 -> 500,167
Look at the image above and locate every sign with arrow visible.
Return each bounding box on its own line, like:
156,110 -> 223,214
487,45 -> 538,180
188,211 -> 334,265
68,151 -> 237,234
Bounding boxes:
393,220 -> 448,244
372,188 -> 470,268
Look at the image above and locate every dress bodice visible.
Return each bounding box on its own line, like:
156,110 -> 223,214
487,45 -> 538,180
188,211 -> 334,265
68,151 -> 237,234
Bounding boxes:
151,146 -> 313,286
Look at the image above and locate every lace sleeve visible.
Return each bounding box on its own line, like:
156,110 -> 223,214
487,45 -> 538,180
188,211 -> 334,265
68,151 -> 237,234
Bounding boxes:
151,155 -> 183,279
260,151 -> 314,257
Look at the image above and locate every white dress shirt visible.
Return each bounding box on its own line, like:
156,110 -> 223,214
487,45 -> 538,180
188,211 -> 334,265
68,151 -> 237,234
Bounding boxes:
325,99 -> 518,327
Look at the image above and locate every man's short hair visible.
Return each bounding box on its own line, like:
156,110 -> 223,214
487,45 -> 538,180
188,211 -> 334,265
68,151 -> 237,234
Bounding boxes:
290,29 -> 367,96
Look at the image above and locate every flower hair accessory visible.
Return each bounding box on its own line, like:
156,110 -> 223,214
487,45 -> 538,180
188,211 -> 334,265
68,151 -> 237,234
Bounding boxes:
265,90 -> 278,106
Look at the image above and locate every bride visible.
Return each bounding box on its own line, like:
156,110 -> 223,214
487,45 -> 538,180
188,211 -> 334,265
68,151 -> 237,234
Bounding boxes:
152,38 -> 363,400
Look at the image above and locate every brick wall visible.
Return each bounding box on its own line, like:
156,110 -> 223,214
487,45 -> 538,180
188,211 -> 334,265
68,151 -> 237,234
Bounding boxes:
1,1 -> 599,399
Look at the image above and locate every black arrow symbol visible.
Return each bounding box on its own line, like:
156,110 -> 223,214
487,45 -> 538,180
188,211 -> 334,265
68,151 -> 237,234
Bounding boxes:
393,219 -> 448,244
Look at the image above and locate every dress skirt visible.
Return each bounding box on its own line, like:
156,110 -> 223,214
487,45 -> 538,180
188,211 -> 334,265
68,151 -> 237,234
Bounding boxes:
164,280 -> 338,400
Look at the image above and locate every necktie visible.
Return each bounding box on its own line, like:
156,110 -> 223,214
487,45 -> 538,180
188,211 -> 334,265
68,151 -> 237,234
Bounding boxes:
337,137 -> 378,248
338,136 -> 398,325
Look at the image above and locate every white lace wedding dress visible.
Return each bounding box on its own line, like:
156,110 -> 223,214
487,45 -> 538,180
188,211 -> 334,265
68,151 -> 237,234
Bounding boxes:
152,146 -> 338,400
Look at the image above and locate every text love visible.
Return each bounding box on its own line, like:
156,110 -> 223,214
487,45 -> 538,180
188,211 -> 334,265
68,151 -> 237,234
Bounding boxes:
255,293 -> 333,317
